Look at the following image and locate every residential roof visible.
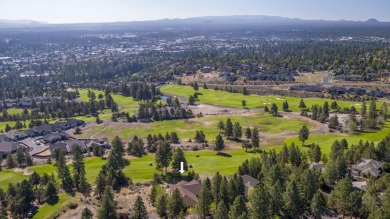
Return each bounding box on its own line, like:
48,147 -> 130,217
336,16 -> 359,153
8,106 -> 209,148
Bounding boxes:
67,139 -> 87,152
352,159 -> 383,178
242,175 -> 260,187
50,142 -> 68,153
309,162 -> 326,172
170,180 -> 202,207
0,141 -> 19,153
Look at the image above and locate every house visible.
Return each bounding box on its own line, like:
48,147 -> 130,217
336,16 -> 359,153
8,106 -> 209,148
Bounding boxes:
309,162 -> 326,172
328,86 -> 347,95
66,139 -> 88,153
5,130 -> 28,141
170,180 -> 202,207
85,137 -> 110,149
352,159 -> 383,178
242,175 -> 260,195
0,134 -> 10,142
49,142 -> 68,154
24,129 -> 39,138
0,141 -> 20,156
36,124 -> 61,134
66,119 -> 86,128
42,132 -> 67,144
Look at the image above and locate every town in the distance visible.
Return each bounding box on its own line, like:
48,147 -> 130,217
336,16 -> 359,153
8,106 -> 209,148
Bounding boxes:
1,5 -> 390,219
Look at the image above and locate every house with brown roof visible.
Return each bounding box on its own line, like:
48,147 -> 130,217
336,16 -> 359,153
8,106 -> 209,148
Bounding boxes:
170,180 -> 202,207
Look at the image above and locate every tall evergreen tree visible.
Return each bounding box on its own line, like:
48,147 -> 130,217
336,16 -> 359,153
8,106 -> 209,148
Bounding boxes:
214,134 -> 225,152
171,148 -> 188,174
81,208 -> 93,219
224,118 -> 233,138
98,186 -> 118,219
310,191 -> 325,219
283,180 -> 304,218
229,195 -> 248,219
155,142 -> 173,173
155,194 -> 168,218
298,125 -> 310,146
131,196 -> 148,219
214,201 -> 228,219
250,184 -> 270,219
270,103 -> 278,116
72,145 -> 88,192
107,136 -> 126,170
251,128 -> 260,150
169,189 -> 186,218
196,178 -> 212,219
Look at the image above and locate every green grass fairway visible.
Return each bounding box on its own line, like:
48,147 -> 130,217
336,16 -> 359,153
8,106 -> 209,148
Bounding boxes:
125,149 -> 257,182
0,157 -> 107,189
97,112 -> 311,142
32,193 -> 74,219
78,89 -> 139,114
161,85 -> 362,112
268,121 -> 390,155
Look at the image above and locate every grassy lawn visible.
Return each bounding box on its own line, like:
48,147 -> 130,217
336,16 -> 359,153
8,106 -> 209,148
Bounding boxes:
0,118 -> 59,133
96,112 -> 310,142
0,169 -> 29,189
161,84 -> 362,112
32,193 -> 74,219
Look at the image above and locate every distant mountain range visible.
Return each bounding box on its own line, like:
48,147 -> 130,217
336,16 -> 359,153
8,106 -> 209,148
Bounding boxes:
0,15 -> 387,30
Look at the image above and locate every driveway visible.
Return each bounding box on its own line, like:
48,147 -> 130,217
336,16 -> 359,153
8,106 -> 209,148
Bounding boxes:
19,138 -> 49,156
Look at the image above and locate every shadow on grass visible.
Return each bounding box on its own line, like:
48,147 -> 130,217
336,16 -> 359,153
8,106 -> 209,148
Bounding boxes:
246,150 -> 263,154
217,152 -> 232,157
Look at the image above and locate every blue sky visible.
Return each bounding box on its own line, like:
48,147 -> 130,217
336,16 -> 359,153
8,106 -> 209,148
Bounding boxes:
1,0 -> 389,23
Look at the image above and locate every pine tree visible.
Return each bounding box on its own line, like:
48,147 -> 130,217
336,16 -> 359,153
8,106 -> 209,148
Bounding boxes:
224,118 -> 233,138
196,178 -> 212,219
107,136 -> 126,170
299,99 -> 306,109
81,208 -> 93,219
283,101 -> 289,112
251,128 -> 260,150
44,181 -> 57,200
15,148 -> 25,167
298,125 -> 310,146
169,189 -> 185,218
98,186 -> 118,219
250,184 -> 270,219
155,194 -> 168,218
269,182 -> 283,216
25,152 -> 33,166
95,171 -> 106,198
311,191 -> 325,219
309,144 -> 321,163
155,142 -> 173,173
6,153 -> 17,169
214,134 -> 225,152
270,103 -> 278,116
171,148 -> 188,174
229,195 -> 248,219
131,196 -> 148,219
214,201 -> 228,219
56,149 -> 73,191
219,176 -> 230,207
212,172 -> 222,208
283,180 -> 304,218
233,122 -> 242,140
218,120 -> 225,133
245,127 -> 251,139
72,145 -> 88,192
329,176 -> 353,217
242,100 -> 246,108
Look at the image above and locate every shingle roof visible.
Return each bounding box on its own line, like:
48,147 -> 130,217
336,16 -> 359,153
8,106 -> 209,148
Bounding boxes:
0,141 -> 19,153
170,180 -> 202,207
242,175 -> 260,187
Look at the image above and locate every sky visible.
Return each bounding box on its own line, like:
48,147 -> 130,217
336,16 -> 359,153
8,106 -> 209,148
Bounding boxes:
0,0 -> 389,24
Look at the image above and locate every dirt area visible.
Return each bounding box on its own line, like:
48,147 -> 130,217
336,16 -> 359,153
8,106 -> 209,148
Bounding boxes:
14,167 -> 33,175
57,185 -> 156,219
181,71 -> 226,84
189,104 -> 249,116
294,71 -> 330,83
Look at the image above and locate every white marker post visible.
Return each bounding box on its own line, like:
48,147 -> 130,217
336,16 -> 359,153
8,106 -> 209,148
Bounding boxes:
179,162 -> 185,174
